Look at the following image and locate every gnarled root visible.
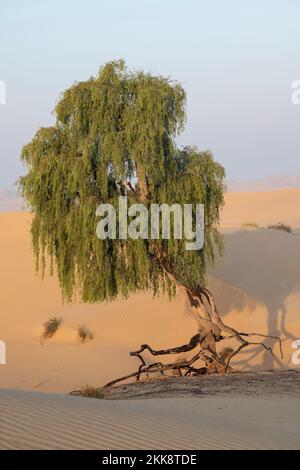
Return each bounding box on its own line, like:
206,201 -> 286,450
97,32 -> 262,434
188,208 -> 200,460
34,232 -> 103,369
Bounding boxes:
103,287 -> 283,389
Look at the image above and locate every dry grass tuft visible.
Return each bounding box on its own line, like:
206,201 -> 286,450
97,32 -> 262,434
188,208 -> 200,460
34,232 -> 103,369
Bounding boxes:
70,385 -> 105,399
41,317 -> 62,344
77,325 -> 94,344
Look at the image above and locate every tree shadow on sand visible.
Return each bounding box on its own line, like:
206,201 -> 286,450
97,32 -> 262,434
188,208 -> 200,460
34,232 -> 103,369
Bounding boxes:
209,228 -> 300,371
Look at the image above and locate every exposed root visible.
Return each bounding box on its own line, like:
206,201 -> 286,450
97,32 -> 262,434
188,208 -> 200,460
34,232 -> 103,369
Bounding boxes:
103,350 -> 209,388
103,286 -> 283,389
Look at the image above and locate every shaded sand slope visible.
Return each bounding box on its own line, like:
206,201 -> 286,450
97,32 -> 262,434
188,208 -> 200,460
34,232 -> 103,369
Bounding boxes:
210,227 -> 300,370
0,189 -> 300,392
0,389 -> 299,450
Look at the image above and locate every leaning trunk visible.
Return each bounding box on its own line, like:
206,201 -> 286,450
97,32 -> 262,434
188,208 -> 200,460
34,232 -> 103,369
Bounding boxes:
135,161 -> 149,202
102,283 -> 283,389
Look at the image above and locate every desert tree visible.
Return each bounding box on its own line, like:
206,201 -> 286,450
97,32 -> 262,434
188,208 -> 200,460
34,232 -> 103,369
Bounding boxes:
20,60 -> 282,386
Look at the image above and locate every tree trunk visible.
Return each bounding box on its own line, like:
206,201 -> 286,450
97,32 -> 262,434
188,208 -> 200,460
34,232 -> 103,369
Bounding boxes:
102,284 -> 283,388
102,165 -> 284,388
135,161 -> 149,202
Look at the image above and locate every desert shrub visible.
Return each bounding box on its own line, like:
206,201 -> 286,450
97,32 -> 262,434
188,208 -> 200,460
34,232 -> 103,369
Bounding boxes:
72,385 -> 105,399
267,223 -> 292,234
41,316 -> 62,343
77,325 -> 94,344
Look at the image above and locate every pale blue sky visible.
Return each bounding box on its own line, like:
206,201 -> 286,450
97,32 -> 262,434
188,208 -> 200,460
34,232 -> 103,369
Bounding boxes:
0,0 -> 299,187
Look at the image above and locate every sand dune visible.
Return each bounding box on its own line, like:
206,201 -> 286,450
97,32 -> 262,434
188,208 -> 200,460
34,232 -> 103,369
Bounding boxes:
0,389 -> 299,450
0,212 -> 196,391
221,188 -> 300,230
0,188 -> 300,449
227,176 -> 300,193
0,189 -> 300,394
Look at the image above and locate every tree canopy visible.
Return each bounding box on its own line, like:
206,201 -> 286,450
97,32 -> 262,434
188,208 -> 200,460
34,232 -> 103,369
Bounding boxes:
20,60 -> 225,303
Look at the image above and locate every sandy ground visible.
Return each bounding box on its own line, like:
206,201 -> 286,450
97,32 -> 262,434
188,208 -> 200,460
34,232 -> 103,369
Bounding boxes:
0,390 -> 299,450
0,189 -> 299,392
99,370 -> 300,400
0,189 -> 300,449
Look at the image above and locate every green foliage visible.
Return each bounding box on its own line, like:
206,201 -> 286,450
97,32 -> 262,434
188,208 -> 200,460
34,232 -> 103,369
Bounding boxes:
20,60 -> 225,303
